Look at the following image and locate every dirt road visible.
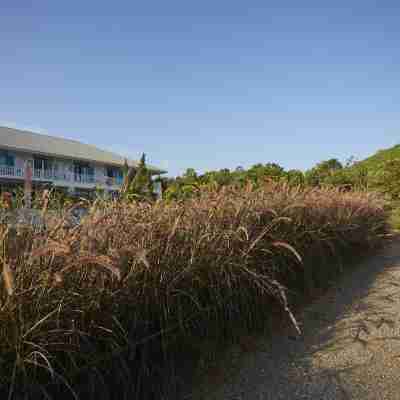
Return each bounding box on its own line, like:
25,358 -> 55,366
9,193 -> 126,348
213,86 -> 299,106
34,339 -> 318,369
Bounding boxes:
186,240 -> 400,399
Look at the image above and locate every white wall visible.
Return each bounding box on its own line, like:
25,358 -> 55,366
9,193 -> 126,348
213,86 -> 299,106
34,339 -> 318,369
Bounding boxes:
95,165 -> 107,185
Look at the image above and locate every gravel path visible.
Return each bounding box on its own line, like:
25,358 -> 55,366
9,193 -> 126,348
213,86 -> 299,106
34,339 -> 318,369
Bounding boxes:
186,240 -> 400,400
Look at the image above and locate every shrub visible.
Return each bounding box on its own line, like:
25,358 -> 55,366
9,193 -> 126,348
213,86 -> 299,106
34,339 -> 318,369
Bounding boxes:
370,158 -> 400,200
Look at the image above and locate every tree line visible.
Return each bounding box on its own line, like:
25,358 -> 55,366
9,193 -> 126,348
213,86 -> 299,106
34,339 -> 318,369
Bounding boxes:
158,157 -> 374,201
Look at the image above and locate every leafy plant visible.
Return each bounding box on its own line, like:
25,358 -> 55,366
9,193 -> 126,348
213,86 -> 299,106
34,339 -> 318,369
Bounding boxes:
120,153 -> 155,202
370,158 -> 400,200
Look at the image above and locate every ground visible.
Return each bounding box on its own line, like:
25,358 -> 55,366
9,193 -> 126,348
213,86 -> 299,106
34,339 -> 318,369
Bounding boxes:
185,238 -> 400,400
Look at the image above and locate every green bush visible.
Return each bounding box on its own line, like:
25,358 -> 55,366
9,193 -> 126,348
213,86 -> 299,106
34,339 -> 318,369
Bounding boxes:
370,158 -> 400,200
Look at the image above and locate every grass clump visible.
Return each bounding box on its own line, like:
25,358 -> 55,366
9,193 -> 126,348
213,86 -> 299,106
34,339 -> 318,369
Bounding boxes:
0,182 -> 389,399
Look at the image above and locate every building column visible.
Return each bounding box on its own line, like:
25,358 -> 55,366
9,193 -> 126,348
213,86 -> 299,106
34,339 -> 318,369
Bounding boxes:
24,160 -> 33,208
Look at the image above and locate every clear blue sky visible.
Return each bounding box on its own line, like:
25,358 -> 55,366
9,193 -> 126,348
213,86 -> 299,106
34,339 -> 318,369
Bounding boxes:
1,1 -> 399,176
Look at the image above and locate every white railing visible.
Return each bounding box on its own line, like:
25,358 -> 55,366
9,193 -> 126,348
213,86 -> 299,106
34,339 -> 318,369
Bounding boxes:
74,173 -> 95,184
34,169 -> 97,184
0,165 -> 24,178
0,165 -> 123,188
33,169 -> 71,181
34,169 -> 55,180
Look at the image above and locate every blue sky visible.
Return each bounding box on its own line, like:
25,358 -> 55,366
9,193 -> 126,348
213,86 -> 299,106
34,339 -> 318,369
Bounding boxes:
1,1 -> 399,176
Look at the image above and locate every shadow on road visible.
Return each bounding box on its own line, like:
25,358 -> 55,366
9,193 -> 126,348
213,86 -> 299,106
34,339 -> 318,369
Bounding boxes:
187,239 -> 400,400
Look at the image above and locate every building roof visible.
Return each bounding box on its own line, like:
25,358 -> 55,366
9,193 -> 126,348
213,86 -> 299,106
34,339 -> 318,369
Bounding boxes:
0,126 -> 165,174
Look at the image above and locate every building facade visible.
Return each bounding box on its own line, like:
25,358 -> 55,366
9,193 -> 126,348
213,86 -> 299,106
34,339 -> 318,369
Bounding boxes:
0,126 -> 165,198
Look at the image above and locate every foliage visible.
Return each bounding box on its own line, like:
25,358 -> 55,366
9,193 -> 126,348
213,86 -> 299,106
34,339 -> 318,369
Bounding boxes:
0,183 -> 388,399
304,158 -> 343,186
285,169 -> 305,186
388,200 -> 400,231
370,158 -> 400,200
163,162 -> 305,200
353,144 -> 400,173
348,143 -> 400,195
162,155 -> 377,202
120,153 -> 155,202
246,162 -> 286,184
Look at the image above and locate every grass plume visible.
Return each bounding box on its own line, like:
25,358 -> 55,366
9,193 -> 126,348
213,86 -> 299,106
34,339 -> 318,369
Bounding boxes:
0,182 -> 389,399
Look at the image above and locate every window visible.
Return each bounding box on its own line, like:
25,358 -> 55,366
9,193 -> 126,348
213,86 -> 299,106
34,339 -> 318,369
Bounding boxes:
74,162 -> 94,182
106,166 -> 122,178
34,157 -> 52,170
106,167 -> 114,178
0,151 -> 15,167
74,161 -> 89,174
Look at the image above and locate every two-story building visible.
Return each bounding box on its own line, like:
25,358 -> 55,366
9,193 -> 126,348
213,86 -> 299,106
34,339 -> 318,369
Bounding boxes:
0,126 -> 165,198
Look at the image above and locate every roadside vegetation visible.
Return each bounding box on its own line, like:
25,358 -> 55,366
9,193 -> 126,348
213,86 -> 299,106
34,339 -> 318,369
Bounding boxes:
162,144 -> 400,229
0,146 -> 397,399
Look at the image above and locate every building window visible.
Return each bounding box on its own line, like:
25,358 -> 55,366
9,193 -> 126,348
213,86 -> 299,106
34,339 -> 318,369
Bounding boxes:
106,167 -> 115,178
34,157 -> 52,171
106,166 -> 123,184
74,162 -> 95,182
0,151 -> 15,167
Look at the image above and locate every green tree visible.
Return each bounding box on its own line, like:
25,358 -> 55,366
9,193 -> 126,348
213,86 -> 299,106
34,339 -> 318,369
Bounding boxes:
285,169 -> 305,186
120,153 -> 155,201
182,168 -> 198,180
305,158 -> 343,186
247,162 -> 285,184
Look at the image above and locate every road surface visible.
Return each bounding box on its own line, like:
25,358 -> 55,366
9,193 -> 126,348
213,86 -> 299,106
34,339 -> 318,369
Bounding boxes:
186,239 -> 400,400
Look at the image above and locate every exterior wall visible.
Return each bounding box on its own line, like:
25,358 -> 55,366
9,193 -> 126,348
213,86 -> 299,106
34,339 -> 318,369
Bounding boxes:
15,153 -> 28,169
95,165 -> 107,186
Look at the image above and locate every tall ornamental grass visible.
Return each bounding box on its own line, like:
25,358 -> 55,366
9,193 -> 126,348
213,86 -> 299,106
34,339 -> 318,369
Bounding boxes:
0,183 -> 389,399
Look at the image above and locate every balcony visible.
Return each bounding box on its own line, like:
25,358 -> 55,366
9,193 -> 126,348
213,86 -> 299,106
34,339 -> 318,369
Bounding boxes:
0,164 -> 124,189
74,173 -> 95,184
0,165 -> 24,179
33,169 -> 69,181
32,169 -> 96,184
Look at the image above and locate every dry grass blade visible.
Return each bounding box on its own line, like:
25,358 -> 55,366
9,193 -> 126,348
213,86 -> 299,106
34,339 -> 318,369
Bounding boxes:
237,226 -> 249,241
245,217 -> 291,255
272,241 -> 303,264
75,255 -> 122,280
1,226 -> 14,296
164,215 -> 181,255
31,240 -> 72,258
23,308 -> 60,339
24,351 -> 54,378
0,182 -> 388,399
2,262 -> 14,296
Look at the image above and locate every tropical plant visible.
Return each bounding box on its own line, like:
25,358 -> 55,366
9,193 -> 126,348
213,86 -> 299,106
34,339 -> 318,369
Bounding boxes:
120,153 -> 155,201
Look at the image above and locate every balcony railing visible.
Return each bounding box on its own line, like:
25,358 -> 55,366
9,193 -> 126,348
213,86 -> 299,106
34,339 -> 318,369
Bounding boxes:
33,169 -> 96,184
74,173 -> 95,184
0,165 -> 24,178
105,176 -> 124,186
0,165 -> 124,187
33,169 -> 66,181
